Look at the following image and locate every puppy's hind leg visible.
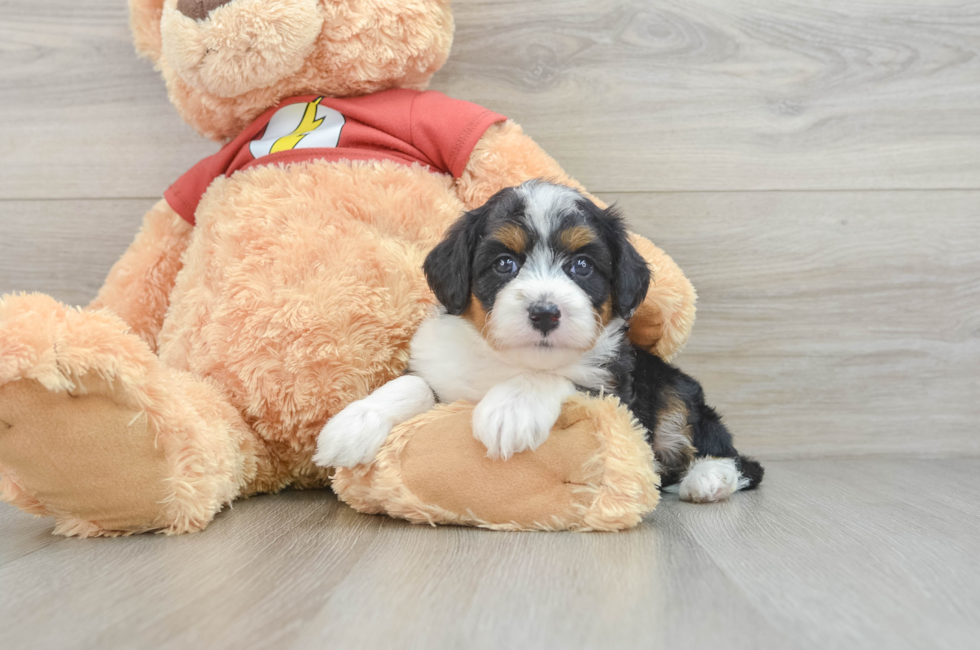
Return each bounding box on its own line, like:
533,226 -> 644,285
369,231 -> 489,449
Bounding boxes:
314,375 -> 435,469
677,403 -> 764,503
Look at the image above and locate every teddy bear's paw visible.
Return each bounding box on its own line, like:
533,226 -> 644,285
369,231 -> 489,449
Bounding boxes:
471,388 -> 560,461
314,401 -> 392,468
678,457 -> 741,503
0,377 -> 174,535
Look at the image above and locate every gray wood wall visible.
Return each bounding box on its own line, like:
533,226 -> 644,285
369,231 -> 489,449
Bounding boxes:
1,0 -> 978,460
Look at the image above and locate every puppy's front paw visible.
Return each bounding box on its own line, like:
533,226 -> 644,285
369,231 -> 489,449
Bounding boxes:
472,393 -> 557,460
679,458 -> 740,503
313,401 -> 391,469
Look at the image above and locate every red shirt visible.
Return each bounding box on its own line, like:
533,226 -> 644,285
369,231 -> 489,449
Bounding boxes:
164,89 -> 506,225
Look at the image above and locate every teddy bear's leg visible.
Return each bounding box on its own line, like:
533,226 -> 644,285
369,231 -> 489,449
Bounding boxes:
0,293 -> 261,537
88,199 -> 194,352
332,393 -> 661,532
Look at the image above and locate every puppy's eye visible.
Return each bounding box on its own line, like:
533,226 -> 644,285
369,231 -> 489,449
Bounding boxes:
568,256 -> 593,277
494,255 -> 519,275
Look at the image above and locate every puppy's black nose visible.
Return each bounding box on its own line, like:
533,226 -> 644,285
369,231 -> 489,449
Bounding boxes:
528,302 -> 561,335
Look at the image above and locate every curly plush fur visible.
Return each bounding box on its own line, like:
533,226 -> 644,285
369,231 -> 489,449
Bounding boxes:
0,0 -> 696,536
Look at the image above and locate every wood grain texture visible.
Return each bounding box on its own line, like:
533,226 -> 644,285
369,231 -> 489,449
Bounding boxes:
0,199 -> 152,306
0,0 -> 216,200
443,0 -> 980,192
1,0 -> 979,198
1,459 -> 978,649
0,493 -> 64,564
608,190 -> 980,459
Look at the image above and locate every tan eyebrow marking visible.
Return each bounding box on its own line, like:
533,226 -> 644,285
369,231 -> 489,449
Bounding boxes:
493,224 -> 527,253
559,225 -> 595,251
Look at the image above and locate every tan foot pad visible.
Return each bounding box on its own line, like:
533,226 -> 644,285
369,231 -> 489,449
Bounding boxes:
0,379 -> 169,533
332,393 -> 660,531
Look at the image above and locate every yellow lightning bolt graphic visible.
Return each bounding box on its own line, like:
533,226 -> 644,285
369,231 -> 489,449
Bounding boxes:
270,97 -> 325,154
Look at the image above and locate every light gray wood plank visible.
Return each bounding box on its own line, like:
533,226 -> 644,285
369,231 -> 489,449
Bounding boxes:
446,0 -> 980,191
280,509 -> 796,650
0,493 -> 61,564
0,478 -> 803,650
2,1 -> 980,198
609,189 -> 980,460
0,0 -> 216,200
0,491 -> 381,649
2,459 -> 978,649
671,458 -> 980,650
0,199 -> 153,306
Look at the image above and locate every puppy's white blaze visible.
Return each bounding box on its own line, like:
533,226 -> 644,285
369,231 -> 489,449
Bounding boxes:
521,246 -> 557,284
313,375 -> 435,468
488,238 -> 598,355
517,180 -> 578,240
472,374 -> 576,459
678,457 -> 744,503
489,273 -> 597,353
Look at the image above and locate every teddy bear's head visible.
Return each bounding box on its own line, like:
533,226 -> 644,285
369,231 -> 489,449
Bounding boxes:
130,0 -> 454,141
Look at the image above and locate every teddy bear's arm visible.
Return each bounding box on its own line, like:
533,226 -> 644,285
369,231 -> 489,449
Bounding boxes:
455,120 -> 697,360
455,120 -> 602,210
87,199 -> 193,353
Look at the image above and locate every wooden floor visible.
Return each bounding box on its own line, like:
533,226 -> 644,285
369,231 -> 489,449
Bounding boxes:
1,1 -> 979,648
2,458 -> 978,650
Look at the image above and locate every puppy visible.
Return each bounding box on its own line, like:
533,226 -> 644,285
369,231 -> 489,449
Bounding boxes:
314,180 -> 763,502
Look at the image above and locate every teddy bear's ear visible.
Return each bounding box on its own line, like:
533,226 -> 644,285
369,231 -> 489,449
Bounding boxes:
129,0 -> 166,62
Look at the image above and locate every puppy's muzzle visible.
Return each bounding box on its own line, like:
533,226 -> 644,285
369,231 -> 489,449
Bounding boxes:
528,302 -> 561,335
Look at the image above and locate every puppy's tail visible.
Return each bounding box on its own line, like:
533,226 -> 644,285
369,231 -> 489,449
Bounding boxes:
735,455 -> 765,490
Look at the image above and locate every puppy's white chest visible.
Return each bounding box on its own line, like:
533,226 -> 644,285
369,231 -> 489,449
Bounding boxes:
407,314 -> 520,402
407,312 -> 619,402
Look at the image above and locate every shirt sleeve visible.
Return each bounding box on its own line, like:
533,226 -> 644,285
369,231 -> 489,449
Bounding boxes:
409,92 -> 507,178
164,153 -> 225,225
163,104 -> 280,225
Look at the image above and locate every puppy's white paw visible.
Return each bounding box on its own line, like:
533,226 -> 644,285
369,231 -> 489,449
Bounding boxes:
313,401 -> 391,468
679,457 -> 740,503
472,390 -> 558,460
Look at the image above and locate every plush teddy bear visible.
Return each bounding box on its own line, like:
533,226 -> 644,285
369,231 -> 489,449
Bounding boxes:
0,0 -> 696,536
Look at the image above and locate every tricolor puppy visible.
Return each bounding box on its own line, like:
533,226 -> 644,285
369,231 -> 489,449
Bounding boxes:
314,181 -> 763,502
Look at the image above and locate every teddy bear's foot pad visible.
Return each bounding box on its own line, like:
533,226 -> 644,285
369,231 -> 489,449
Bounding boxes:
333,394 -> 661,532
0,378 -> 170,535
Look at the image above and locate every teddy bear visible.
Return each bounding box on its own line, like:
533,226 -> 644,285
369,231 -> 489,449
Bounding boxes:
0,0 -> 696,536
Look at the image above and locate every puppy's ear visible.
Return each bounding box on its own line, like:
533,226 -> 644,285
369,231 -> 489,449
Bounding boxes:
591,203 -> 651,318
424,205 -> 488,315
613,230 -> 652,318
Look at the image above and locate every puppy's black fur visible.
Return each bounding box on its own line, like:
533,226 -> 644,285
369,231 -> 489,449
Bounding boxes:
423,202 -> 489,315
575,198 -> 651,318
605,343 -> 764,489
